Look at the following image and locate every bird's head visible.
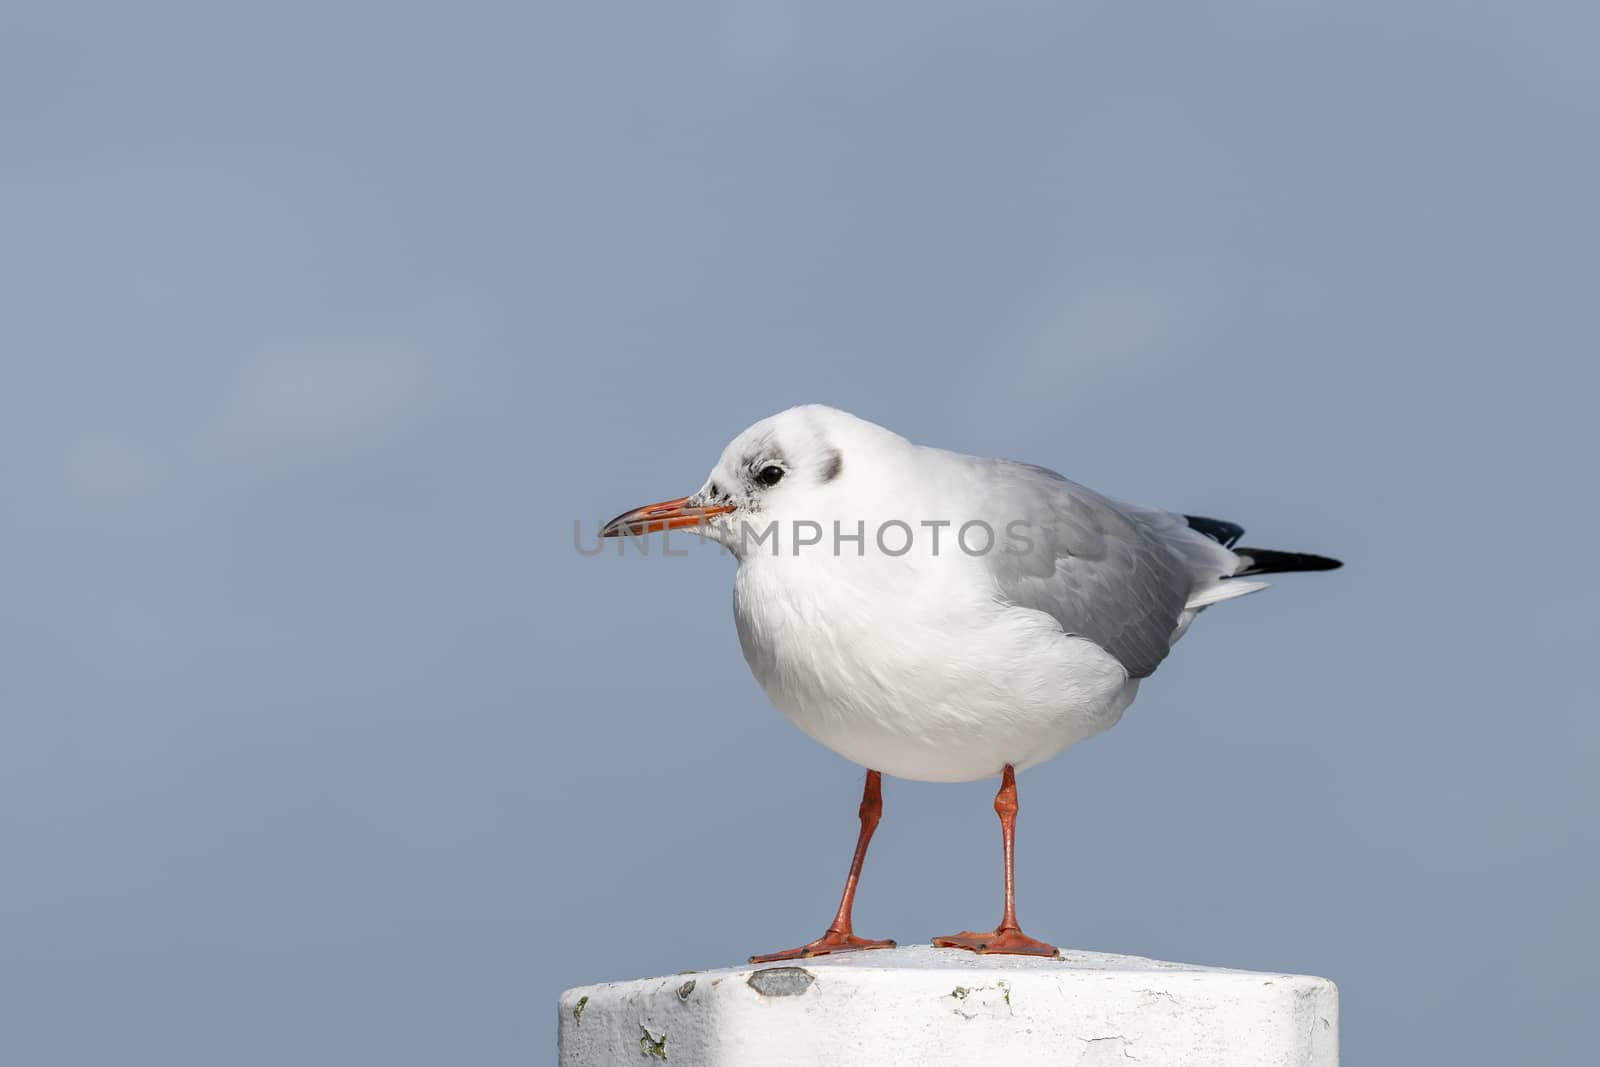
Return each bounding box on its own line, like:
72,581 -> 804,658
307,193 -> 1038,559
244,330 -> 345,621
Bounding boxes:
600,404 -> 899,556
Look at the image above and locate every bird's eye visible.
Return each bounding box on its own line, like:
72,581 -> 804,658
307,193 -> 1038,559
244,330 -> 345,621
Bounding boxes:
757,465 -> 784,487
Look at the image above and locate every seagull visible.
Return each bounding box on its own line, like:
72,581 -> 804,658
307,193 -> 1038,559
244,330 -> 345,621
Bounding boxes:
600,405 -> 1340,962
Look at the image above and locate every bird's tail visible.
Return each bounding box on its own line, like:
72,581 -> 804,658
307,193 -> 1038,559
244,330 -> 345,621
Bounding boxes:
1231,547 -> 1344,577
1175,514 -> 1341,610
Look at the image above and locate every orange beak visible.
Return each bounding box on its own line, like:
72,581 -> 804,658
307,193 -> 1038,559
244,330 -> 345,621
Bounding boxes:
599,495 -> 735,538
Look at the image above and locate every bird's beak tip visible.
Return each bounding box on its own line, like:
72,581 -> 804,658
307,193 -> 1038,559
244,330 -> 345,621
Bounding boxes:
599,495 -> 734,538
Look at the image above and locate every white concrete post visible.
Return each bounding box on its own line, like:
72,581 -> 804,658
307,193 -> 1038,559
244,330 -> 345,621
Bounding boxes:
559,944 -> 1337,1065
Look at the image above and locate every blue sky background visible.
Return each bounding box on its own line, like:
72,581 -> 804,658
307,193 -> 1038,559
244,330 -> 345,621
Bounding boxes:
3,3 -> 1595,1063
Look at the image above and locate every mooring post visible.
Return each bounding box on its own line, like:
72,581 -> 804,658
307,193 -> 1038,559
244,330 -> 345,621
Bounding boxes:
558,944 -> 1337,1065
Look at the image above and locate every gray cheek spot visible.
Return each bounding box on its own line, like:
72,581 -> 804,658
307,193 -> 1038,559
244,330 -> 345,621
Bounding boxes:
820,449 -> 843,483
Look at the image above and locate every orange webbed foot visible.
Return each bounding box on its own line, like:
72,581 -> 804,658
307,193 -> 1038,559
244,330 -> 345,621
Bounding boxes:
932,926 -> 1059,957
750,930 -> 896,964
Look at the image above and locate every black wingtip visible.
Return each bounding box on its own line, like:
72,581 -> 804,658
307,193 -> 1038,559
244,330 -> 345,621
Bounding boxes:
1184,514 -> 1245,548
1233,548 -> 1343,577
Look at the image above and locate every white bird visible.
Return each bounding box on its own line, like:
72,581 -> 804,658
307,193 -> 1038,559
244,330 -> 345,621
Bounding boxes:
601,405 -> 1340,961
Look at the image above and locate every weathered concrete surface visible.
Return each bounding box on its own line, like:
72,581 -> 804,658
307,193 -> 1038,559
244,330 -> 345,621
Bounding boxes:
558,944 -> 1337,1065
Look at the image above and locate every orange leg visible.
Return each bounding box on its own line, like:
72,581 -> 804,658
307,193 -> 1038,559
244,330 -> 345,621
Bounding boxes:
932,764 -> 1059,957
749,770 -> 897,963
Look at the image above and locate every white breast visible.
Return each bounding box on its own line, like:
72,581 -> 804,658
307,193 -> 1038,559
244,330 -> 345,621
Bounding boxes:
732,550 -> 1138,783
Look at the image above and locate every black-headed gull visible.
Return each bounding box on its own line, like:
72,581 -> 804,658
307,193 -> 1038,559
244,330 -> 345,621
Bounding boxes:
601,405 -> 1340,961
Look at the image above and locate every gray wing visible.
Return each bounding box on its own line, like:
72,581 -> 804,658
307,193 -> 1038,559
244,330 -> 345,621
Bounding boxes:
974,459 -> 1213,679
